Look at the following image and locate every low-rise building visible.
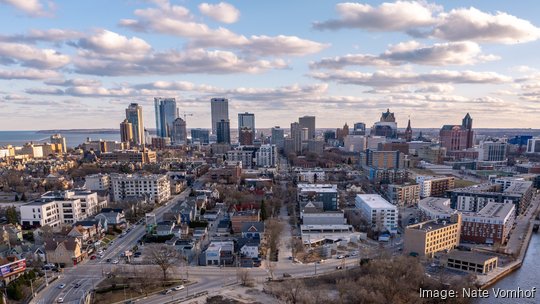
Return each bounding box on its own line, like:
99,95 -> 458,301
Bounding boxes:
443,251 -> 498,274
418,197 -> 454,220
100,149 -> 156,163
205,241 -> 234,266
44,237 -> 83,267
240,222 -> 265,239
297,184 -> 338,211
231,210 -> 260,234
404,214 -> 461,258
110,173 -> 171,204
85,173 -> 110,191
355,194 -> 398,232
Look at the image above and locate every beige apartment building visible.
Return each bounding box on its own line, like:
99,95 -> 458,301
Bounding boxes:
404,214 -> 461,258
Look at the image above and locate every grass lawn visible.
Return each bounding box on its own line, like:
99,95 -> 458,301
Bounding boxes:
454,179 -> 478,188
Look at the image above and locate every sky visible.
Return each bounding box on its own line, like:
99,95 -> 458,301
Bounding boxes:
1,0 -> 540,131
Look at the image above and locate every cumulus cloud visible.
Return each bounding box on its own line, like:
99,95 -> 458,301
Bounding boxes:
199,2 -> 240,24
0,42 -> 70,69
315,2 -> 540,44
0,0 -> 54,17
310,69 -> 512,87
0,68 -> 60,80
432,7 -> 540,44
313,1 -> 439,31
311,41 -> 498,68
120,0 -> 326,56
76,30 -> 152,61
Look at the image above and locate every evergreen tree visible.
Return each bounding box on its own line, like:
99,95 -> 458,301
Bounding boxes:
260,200 -> 268,221
20,192 -> 27,201
6,207 -> 18,225
14,194 -> 19,202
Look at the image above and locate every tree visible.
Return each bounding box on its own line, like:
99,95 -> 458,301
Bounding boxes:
6,283 -> 23,300
237,269 -> 254,287
260,200 -> 268,221
20,192 -> 27,202
14,194 -> 19,202
6,207 -> 18,225
266,219 -> 284,261
146,244 -> 181,284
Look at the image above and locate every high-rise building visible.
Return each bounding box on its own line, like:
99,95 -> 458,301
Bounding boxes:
125,103 -> 145,146
191,129 -> 210,144
50,134 -> 67,153
336,123 -> 349,142
171,117 -> 187,145
371,109 -> 398,138
211,98 -> 229,134
351,122 -> 366,135
238,112 -> 255,135
216,119 -> 231,144
154,97 -> 177,138
439,113 -> 474,151
301,128 -> 309,141
120,119 -> 133,146
526,137 -> 540,154
290,122 -> 302,154
298,116 -> 316,140
271,126 -> 285,149
478,141 -> 507,162
256,144 -> 277,167
239,127 -> 254,145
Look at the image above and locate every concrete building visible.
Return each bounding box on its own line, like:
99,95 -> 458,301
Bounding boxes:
352,122 -> 366,135
290,122 -> 302,154
100,149 -> 157,164
20,200 -> 61,228
110,174 -> 171,204
298,184 -> 338,211
343,135 -> 367,152
404,214 -> 462,257
526,137 -> 540,154
295,168 -> 326,183
478,141 -> 507,163
443,251 -> 498,274
298,116 -> 316,140
171,117 -> 187,145
385,183 -> 420,207
461,202 -> 515,245
355,194 -> 398,232
191,129 -> 210,144
125,103 -> 145,146
360,149 -> 404,169
416,145 -> 446,164
371,109 -> 398,138
418,197 -> 454,220
302,209 -> 346,225
416,175 -> 455,198
211,98 -> 229,134
227,150 -> 253,169
50,134 -> 67,153
255,144 -> 277,168
205,241 -> 234,266
120,119 -> 134,146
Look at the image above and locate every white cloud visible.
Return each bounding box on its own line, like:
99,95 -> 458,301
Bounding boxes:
77,30 -> 152,61
313,1 -> 439,31
311,41 -> 498,68
311,69 -> 512,87
0,68 -> 60,80
120,0 -> 326,57
199,2 -> 240,24
0,0 -> 53,17
432,7 -> 540,44
0,42 -> 70,69
0,29 -> 83,43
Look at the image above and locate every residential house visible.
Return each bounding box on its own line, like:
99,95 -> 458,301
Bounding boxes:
1,224 -> 23,245
44,237 -> 83,267
240,222 -> 264,240
239,238 -> 260,259
95,208 -> 126,231
155,221 -> 175,236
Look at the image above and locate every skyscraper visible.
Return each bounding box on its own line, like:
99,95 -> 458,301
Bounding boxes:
191,129 -> 210,144
171,117 -> 187,145
154,97 -> 177,138
120,119 -> 133,146
271,126 -> 285,149
238,112 -> 255,135
211,98 -> 229,134
126,103 -> 145,146
217,119 -> 231,144
299,116 -> 316,140
290,122 -> 302,154
50,134 -> 67,153
352,122 -> 366,135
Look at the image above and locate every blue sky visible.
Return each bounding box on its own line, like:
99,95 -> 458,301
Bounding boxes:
1,0 -> 540,130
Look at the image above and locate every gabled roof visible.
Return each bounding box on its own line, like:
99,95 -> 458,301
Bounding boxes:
240,222 -> 264,234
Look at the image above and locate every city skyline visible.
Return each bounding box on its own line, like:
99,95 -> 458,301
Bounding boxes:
1,1 -> 540,130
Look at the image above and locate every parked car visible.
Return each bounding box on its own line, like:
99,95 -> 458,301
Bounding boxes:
112,259 -> 119,264
282,273 -> 291,278
57,297 -> 64,303
106,258 -> 111,263
162,289 -> 172,295
58,284 -> 66,289
90,255 -> 97,260
74,283 -> 81,288
173,285 -> 185,291
336,266 -> 343,270
336,255 -> 345,259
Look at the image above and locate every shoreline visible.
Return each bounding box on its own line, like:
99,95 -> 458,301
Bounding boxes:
478,198 -> 540,289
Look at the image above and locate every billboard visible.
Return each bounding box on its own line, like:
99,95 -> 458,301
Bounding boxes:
0,259 -> 26,278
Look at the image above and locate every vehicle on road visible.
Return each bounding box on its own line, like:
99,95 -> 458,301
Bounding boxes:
162,289 -> 172,295
58,284 -> 66,289
336,266 -> 343,270
106,258 -> 111,263
173,285 -> 185,291
336,255 -> 345,259
74,283 -> 81,288
282,273 -> 291,278
112,259 -> 119,264
90,255 -> 97,260
97,249 -> 103,255
57,297 -> 64,303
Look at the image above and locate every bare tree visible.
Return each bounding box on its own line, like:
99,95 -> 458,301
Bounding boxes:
277,280 -> 306,304
146,244 -> 181,285
237,269 -> 254,287
267,261 -> 276,280
266,219 -> 284,261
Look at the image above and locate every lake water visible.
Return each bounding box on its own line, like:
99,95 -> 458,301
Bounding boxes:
0,131 -> 120,148
476,233 -> 540,304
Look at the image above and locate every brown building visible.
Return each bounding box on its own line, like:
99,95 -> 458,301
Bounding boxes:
100,149 -> 157,164
360,149 -> 404,169
378,142 -> 409,155
416,176 -> 455,198
231,209 -> 260,233
439,113 -> 474,151
239,127 -> 254,145
44,237 -> 84,267
385,183 -> 420,207
404,214 -> 461,258
120,119 -> 133,147
461,202 -> 515,245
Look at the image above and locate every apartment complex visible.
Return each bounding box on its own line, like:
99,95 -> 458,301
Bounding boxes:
255,144 -> 277,168
416,175 -> 455,198
100,149 -> 157,164
461,202 -> 515,245
404,214 -> 462,258
297,184 -> 338,211
110,174 -> 171,204
85,173 -> 110,191
384,183 -> 420,207
355,194 -> 398,232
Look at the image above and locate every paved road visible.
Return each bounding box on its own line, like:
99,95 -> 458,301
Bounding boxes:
31,182 -> 203,304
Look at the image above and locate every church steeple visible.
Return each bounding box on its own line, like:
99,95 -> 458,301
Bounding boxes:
405,118 -> 412,142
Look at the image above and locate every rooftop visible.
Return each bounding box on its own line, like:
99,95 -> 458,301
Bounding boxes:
462,202 -> 515,221
408,218 -> 458,231
355,194 -> 395,209
418,197 -> 453,216
446,250 -> 498,265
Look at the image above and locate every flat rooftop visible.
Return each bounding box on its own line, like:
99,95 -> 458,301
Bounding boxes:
462,202 -> 515,222
355,194 -> 395,209
408,219 -> 457,231
447,250 -> 498,264
418,197 -> 453,215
